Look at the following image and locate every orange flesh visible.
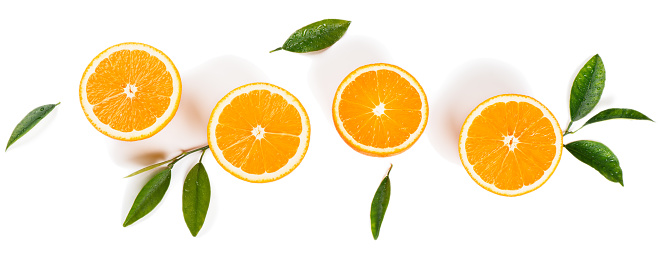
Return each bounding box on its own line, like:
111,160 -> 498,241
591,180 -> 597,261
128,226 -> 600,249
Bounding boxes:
338,69 -> 422,148
214,90 -> 302,175
465,101 -> 556,190
86,50 -> 173,132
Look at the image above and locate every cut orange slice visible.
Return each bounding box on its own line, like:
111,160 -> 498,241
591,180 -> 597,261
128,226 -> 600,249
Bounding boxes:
79,42 -> 181,141
459,94 -> 563,196
207,83 -> 311,183
332,63 -> 428,157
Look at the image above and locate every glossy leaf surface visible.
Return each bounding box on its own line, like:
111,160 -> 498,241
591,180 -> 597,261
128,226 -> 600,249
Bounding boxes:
371,165 -> 392,240
124,168 -> 172,227
570,54 -> 606,122
182,162 -> 211,237
271,19 -> 351,53
6,102 -> 59,151
582,108 -> 652,128
565,140 -> 623,186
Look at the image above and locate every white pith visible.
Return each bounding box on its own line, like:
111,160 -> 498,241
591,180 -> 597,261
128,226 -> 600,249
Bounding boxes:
251,125 -> 266,140
373,103 -> 386,116
79,43 -> 181,141
207,83 -> 311,183
124,83 -> 138,99
333,64 -> 428,156
459,94 -> 563,196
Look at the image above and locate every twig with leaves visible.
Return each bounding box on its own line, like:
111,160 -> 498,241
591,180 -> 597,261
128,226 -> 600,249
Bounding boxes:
123,145 -> 212,237
562,54 -> 653,186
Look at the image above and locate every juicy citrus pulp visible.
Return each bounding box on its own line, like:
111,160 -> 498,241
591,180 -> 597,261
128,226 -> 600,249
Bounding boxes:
207,83 -> 310,183
332,63 -> 428,157
79,42 -> 181,141
459,94 -> 563,196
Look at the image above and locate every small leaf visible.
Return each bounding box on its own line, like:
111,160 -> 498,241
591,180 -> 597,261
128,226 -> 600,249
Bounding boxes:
6,102 -> 60,151
182,161 -> 211,237
370,164 -> 392,240
569,54 -> 606,122
124,168 -> 172,227
582,108 -> 653,128
564,140 -> 623,186
124,159 -> 173,178
271,19 -> 351,53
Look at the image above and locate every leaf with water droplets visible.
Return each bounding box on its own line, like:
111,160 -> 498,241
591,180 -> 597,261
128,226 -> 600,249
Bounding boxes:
581,108 -> 653,128
270,19 -> 351,53
370,164 -> 392,240
569,54 -> 606,122
124,168 -> 172,227
6,102 -> 60,151
564,140 -> 623,186
182,159 -> 211,237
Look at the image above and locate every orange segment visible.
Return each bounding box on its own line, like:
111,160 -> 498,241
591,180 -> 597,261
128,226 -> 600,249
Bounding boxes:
79,42 -> 181,141
207,83 -> 310,183
459,94 -> 563,196
333,63 -> 428,157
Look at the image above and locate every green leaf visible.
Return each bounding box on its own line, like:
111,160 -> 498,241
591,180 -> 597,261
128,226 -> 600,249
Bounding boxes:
182,161 -> 211,237
124,159 -> 173,178
124,168 -> 172,227
6,102 -> 60,151
370,164 -> 392,240
582,108 -> 653,128
569,54 -> 606,122
270,19 -> 351,53
564,140 -> 623,186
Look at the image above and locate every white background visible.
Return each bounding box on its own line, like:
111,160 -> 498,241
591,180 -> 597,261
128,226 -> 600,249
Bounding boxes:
1,0 -> 657,262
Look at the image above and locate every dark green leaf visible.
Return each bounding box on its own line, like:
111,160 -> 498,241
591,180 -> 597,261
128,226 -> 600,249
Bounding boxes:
123,168 -> 172,227
582,108 -> 653,128
569,54 -> 606,122
182,162 -> 211,237
6,102 -> 60,151
124,159 -> 172,178
271,19 -> 351,53
370,164 -> 392,240
564,140 -> 623,186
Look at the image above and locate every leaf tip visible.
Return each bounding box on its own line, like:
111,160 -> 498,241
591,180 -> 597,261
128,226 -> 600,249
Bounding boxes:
123,214 -> 137,227
593,54 -> 603,64
5,140 -> 14,151
592,54 -> 602,62
55,102 -> 61,106
269,47 -> 283,53
372,227 -> 380,240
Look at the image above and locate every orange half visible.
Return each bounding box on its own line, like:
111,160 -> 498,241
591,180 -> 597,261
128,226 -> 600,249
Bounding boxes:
332,63 -> 428,157
207,83 -> 311,183
459,94 -> 562,196
79,42 -> 181,141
